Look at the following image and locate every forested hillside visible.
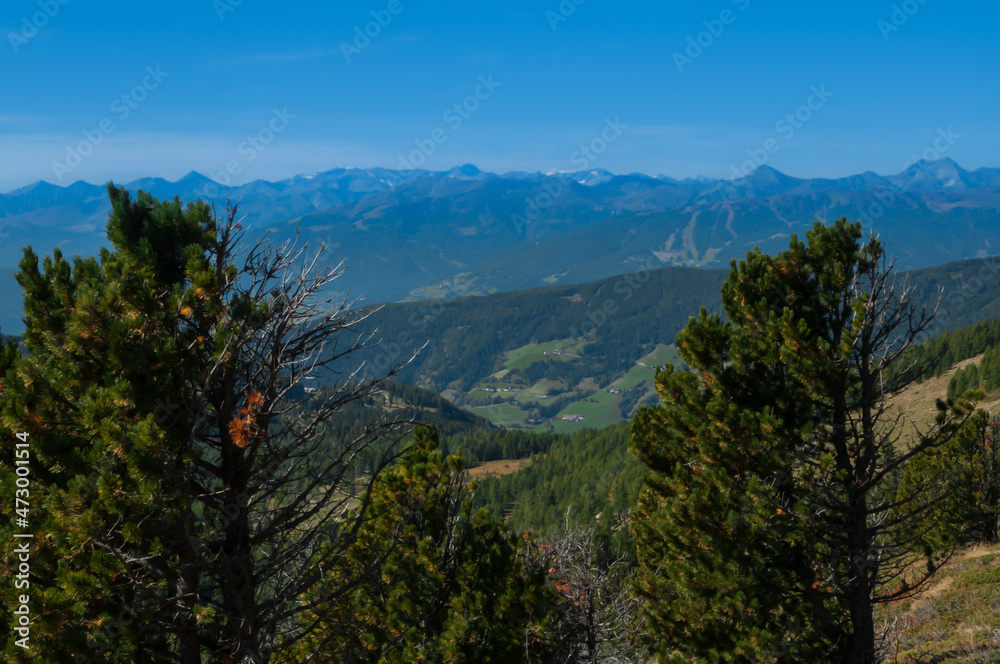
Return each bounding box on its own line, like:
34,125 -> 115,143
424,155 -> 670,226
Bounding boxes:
320,378 -> 494,438
898,317 -> 1000,384
949,340 -> 1000,399
370,254 -> 1000,396
349,255 -> 1000,433
887,314 -> 1000,399
467,312 -> 1000,575
357,264 -> 728,393
474,423 -> 644,544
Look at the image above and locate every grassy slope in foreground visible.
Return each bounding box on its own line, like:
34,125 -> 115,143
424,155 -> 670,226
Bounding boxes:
877,543 -> 1000,662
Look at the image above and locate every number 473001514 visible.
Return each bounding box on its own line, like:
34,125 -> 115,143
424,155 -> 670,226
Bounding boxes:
14,432 -> 30,523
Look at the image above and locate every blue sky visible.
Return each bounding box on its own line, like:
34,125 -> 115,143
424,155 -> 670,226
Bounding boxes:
2,0 -> 997,192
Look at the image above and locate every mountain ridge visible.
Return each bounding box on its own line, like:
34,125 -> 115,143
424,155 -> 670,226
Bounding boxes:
2,159 -> 999,336
7,157 -> 997,208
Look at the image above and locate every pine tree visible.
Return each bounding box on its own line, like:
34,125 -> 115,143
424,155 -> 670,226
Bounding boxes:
292,426 -> 548,662
630,219 -> 975,663
897,407 -> 1000,547
0,185 -> 410,662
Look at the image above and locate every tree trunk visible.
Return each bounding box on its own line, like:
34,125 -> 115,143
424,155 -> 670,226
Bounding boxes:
841,320 -> 879,664
177,562 -> 203,664
226,518 -> 261,662
174,471 -> 203,664
222,444 -> 262,663
843,493 -> 875,664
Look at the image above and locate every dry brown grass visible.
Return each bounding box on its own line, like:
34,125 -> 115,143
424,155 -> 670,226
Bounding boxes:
877,543 -> 1000,663
465,457 -> 531,480
867,356 -> 1000,661
886,354 -> 1000,448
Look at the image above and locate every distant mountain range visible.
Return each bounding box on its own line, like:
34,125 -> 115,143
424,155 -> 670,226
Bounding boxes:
2,158 -> 999,334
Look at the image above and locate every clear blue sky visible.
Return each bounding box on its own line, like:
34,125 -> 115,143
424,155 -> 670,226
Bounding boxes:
2,0 -> 997,192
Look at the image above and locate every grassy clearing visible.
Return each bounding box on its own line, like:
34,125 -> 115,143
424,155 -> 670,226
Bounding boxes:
550,391 -> 622,433
877,543 -> 1000,663
467,341 -> 1000,434
613,363 -> 656,392
614,344 -> 679,391
488,368 -> 511,381
524,378 -> 568,396
515,391 -> 557,405
467,388 -> 494,400
470,402 -> 529,427
502,339 -> 587,372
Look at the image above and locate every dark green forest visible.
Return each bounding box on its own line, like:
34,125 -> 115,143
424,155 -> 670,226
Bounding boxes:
948,337 -> 1000,399
895,317 -> 1000,384
473,423 -> 644,551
